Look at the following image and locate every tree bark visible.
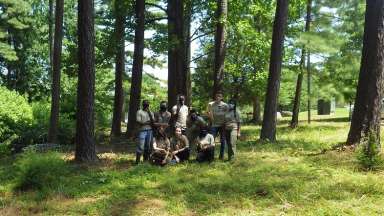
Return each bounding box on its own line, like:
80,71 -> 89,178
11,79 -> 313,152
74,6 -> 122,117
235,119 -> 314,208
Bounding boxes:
184,0 -> 193,106
260,0 -> 290,142
307,51 -> 311,124
75,0 -> 98,162
252,95 -> 261,123
126,0 -> 145,138
212,0 -> 227,98
167,0 -> 185,108
111,1 -> 125,137
290,0 -> 311,128
49,0 -> 54,71
346,0 -> 384,147
47,0 -> 64,143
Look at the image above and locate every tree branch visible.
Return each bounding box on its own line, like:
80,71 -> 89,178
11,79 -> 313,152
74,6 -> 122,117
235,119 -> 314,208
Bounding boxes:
189,49 -> 214,63
191,31 -> 215,42
145,17 -> 168,25
145,2 -> 167,14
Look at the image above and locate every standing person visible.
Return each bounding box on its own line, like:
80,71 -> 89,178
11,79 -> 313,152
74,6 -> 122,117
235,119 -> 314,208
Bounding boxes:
186,109 -> 207,152
154,101 -> 171,137
171,95 -> 189,134
207,92 -> 228,160
135,100 -> 155,164
170,127 -> 190,162
150,128 -> 171,166
224,99 -> 241,160
195,127 -> 215,163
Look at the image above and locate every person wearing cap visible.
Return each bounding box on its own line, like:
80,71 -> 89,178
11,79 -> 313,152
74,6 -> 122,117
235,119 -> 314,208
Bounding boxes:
150,128 -> 171,166
195,127 -> 215,163
170,127 -> 190,163
135,100 -> 155,164
207,92 -> 228,160
171,95 -> 189,135
224,99 -> 241,160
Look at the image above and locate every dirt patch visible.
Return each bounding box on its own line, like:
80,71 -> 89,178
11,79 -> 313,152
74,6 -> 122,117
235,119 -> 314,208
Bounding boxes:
0,206 -> 21,216
109,198 -> 168,216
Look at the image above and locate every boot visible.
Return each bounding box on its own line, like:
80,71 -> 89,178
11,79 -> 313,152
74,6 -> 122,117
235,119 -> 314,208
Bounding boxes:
135,152 -> 141,165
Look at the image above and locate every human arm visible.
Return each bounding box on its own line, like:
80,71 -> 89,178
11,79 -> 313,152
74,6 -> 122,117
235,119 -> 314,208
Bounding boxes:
173,136 -> 189,154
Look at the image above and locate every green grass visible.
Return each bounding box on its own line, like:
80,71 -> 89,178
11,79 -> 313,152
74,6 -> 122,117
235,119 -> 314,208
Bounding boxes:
1,108 -> 384,215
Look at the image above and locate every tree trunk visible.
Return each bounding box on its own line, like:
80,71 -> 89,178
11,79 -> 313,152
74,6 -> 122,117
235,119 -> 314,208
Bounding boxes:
252,95 -> 261,123
212,0 -> 227,98
111,1 -> 125,137
49,0 -> 54,71
47,0 -> 64,143
307,51 -> 311,124
75,0 -> 98,162
260,0 -> 290,142
290,0 -> 311,128
184,0 -> 193,106
168,0 -> 185,108
126,0 -> 145,138
346,0 -> 384,147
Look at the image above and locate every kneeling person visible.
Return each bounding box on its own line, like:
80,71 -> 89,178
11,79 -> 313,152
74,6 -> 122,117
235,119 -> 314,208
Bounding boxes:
170,127 -> 190,162
195,127 -> 215,163
151,129 -> 171,166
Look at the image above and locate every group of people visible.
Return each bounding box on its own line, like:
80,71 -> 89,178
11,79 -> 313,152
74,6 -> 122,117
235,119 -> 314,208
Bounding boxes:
135,92 -> 241,166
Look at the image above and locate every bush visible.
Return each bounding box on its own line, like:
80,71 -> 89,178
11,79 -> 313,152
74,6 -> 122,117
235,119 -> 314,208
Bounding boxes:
14,150 -> 71,191
21,101 -> 76,146
357,131 -> 383,171
0,87 -> 33,154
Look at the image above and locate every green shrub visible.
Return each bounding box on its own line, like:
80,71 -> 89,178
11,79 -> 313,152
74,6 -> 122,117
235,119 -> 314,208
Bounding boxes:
0,86 -> 33,154
14,150 -> 71,191
25,101 -> 75,145
357,131 -> 383,171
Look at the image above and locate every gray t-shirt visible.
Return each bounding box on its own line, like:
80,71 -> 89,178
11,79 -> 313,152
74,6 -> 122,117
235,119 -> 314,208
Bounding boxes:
171,105 -> 189,128
155,111 -> 171,125
170,135 -> 189,151
136,109 -> 154,131
208,101 -> 228,127
225,109 -> 241,130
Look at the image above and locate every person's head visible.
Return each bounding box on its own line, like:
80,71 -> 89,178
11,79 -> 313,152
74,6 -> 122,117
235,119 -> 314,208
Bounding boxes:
159,101 -> 167,112
228,98 -> 236,110
142,100 -> 150,110
215,92 -> 223,102
178,95 -> 185,105
155,127 -> 166,139
199,126 -> 209,138
189,109 -> 198,121
174,127 -> 182,137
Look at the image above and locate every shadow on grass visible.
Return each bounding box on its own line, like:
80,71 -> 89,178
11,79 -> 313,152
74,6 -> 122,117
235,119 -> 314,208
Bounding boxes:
311,117 -> 350,123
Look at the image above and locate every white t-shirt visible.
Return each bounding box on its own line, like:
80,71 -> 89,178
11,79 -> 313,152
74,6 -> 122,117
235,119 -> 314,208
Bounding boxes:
171,105 -> 189,128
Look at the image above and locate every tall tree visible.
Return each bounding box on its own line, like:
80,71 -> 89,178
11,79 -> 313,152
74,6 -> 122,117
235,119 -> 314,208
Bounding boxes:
75,0 -> 98,162
260,0 -> 290,141
290,0 -> 312,128
212,0 -> 227,98
47,0 -> 65,143
346,0 -> 384,146
252,95 -> 261,123
184,0 -> 193,106
49,0 -> 54,70
111,0 -> 126,137
167,0 -> 185,107
126,0 -> 145,138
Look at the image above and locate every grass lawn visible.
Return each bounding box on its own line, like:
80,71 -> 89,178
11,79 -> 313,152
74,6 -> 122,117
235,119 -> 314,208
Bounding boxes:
1,108 -> 384,215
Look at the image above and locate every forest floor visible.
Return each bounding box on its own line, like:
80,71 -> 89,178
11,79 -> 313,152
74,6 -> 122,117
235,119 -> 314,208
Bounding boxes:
1,108 -> 384,215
